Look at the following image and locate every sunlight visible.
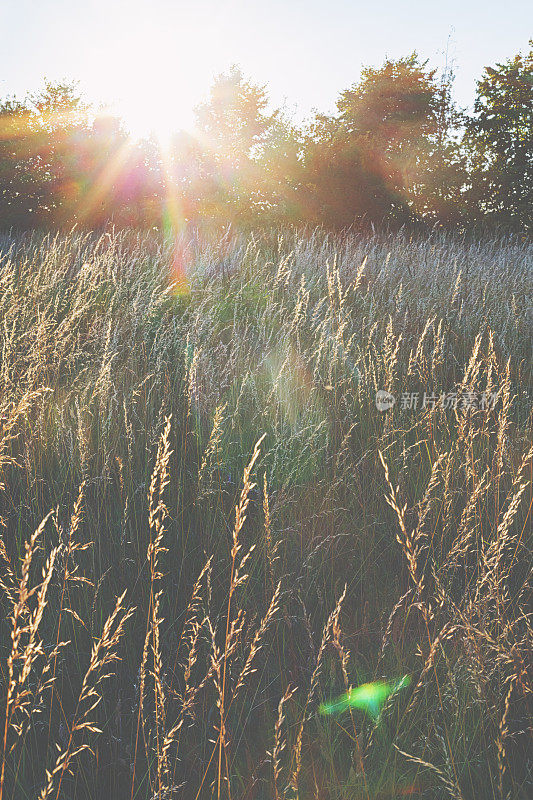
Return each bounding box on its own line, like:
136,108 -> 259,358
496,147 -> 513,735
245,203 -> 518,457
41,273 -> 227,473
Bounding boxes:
120,95 -> 189,143
75,136 -> 135,222
87,12 -> 201,141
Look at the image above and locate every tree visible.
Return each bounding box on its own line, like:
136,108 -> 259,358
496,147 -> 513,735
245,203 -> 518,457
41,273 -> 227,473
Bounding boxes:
466,43 -> 533,231
28,80 -> 92,225
0,97 -> 47,227
299,112 -> 409,229
299,55 -> 446,229
408,61 -> 468,225
194,66 -> 279,223
196,65 -> 276,164
340,55 -> 438,204
252,112 -> 302,224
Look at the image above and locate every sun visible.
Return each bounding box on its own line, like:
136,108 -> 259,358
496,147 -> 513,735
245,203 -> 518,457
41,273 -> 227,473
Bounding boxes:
111,83 -> 193,143
87,14 -> 200,142
118,91 -> 193,143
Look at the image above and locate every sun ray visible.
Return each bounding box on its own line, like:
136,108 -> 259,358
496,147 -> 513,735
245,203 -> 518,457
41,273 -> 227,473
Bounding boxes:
74,136 -> 135,224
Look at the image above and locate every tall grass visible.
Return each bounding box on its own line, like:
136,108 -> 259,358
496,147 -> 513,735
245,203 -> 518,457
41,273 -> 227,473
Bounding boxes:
0,227 -> 531,799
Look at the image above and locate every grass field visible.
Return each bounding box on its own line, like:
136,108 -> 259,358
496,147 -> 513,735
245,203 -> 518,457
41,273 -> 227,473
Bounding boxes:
0,227 -> 531,799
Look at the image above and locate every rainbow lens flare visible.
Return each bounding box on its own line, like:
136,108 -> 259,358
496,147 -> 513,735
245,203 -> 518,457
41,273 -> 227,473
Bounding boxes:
319,675 -> 411,719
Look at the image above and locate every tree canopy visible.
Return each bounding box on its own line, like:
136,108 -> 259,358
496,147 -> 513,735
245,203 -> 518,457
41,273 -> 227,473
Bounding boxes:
0,46 -> 531,233
466,43 -> 533,231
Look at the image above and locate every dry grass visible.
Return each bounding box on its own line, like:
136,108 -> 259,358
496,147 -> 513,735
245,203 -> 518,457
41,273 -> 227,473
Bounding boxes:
0,226 -> 531,799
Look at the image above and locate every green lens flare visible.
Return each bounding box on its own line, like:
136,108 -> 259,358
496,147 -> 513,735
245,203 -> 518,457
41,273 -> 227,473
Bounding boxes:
319,675 -> 411,719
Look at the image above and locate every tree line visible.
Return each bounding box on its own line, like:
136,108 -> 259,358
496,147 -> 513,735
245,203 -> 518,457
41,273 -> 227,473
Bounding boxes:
0,45 -> 531,233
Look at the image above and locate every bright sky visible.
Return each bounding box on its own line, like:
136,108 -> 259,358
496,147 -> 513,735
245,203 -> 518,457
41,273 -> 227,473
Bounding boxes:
1,0 -> 531,137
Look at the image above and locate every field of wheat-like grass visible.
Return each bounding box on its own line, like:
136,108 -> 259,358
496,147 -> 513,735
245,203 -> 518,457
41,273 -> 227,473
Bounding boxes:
0,227 -> 531,799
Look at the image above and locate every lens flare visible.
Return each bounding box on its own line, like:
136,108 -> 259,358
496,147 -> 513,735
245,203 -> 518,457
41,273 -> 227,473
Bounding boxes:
75,136 -> 134,222
319,675 -> 411,719
157,136 -> 191,295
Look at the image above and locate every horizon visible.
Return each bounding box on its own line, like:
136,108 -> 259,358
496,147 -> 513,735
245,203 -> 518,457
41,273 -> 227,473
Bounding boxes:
1,0 -> 532,138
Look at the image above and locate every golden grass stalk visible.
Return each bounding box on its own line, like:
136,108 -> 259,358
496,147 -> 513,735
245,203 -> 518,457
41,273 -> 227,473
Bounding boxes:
39,591 -> 134,800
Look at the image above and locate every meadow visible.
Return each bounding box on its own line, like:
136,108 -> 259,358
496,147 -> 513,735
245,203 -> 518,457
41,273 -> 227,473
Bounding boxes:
0,227 -> 531,799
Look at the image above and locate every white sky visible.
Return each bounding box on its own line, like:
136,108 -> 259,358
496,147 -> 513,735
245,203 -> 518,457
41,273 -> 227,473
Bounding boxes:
1,0 -> 531,136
